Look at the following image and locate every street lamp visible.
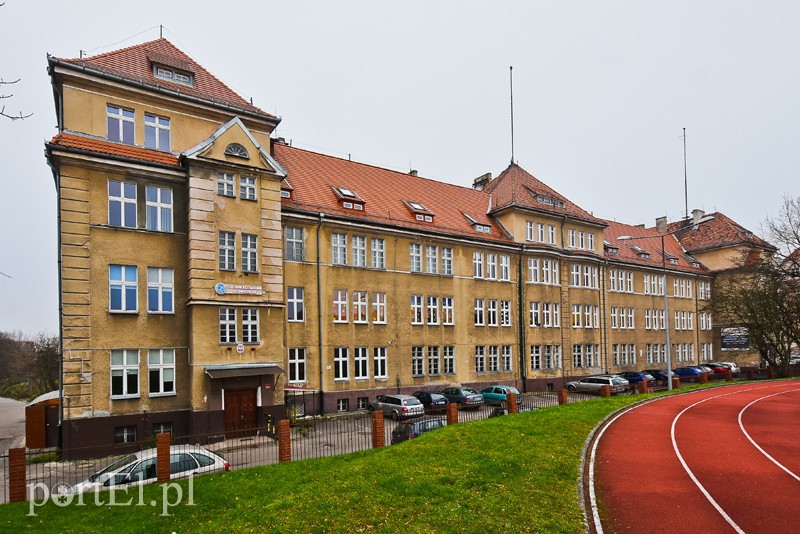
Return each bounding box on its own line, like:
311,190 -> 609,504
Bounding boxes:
617,233 -> 673,391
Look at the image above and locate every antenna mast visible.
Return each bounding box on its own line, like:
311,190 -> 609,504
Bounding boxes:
683,127 -> 688,219
510,66 -> 515,164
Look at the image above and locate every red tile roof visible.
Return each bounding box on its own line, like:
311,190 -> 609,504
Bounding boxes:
53,38 -> 276,120
274,143 -> 513,243
484,163 -> 605,226
602,219 -> 708,274
667,212 -> 773,253
48,132 -> 180,167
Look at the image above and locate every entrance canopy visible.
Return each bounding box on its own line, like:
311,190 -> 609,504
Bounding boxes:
205,363 -> 285,379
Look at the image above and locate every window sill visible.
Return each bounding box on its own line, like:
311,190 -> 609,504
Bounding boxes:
111,395 -> 141,400
110,311 -> 139,315
148,311 -> 175,316
149,392 -> 176,398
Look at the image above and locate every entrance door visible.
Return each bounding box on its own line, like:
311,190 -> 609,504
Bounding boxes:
224,389 -> 258,437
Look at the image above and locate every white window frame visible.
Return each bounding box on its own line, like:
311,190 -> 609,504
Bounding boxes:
411,295 -> 424,324
111,349 -> 139,399
109,264 -> 138,313
500,300 -> 511,327
428,346 -> 440,376
352,291 -> 368,323
107,105 -> 134,145
145,185 -> 173,233
371,292 -> 386,323
219,231 -> 236,271
499,255 -> 510,281
444,346 -> 455,374
354,347 -> 369,380
474,299 -> 485,326
108,179 -> 137,229
410,243 -> 422,272
333,290 -> 349,323
487,299 -> 498,326
239,176 -> 257,201
242,233 -> 258,273
442,296 -> 454,325
473,251 -> 484,278
288,347 -> 306,383
427,296 -> 439,325
242,308 -> 259,343
371,238 -> 385,269
287,287 -> 305,322
502,345 -> 512,372
148,348 -> 175,396
218,172 -> 235,197
373,347 -> 387,379
334,347 -> 349,381
332,233 -> 347,265
426,245 -> 438,274
412,346 -> 425,376
219,307 -> 237,343
146,267 -> 173,314
475,346 -> 486,373
486,254 -> 497,280
441,247 -> 453,275
285,227 -> 304,261
352,236 -> 367,267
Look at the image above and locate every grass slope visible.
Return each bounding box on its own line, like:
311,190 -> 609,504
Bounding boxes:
2,395 -> 643,533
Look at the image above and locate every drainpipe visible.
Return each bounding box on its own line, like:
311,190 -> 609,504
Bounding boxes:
46,158 -> 64,449
517,250 -> 527,392
601,259 -> 609,373
316,213 -> 325,415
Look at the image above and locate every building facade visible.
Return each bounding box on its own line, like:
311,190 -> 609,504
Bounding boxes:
46,38 -> 726,450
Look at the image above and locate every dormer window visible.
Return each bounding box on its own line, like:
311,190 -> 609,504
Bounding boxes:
153,64 -> 194,87
627,244 -> 650,260
669,258 -> 679,265
404,200 -> 435,223
281,179 -> 293,200
332,186 -> 365,211
533,193 -> 566,209
603,240 -> 619,255
463,213 -> 492,234
224,143 -> 249,159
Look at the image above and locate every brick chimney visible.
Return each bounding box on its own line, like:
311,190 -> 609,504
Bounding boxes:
409,169 -> 418,177
656,216 -> 668,234
473,172 -> 492,191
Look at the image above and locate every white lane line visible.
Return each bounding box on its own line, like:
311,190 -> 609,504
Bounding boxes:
738,389 -> 800,482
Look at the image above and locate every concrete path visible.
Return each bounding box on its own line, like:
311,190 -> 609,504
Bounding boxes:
0,396 -> 26,453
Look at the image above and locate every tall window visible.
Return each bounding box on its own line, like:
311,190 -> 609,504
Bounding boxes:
441,247 -> 453,275
219,231 -> 236,270
473,252 -> 484,278
499,256 -> 510,281
332,233 -> 347,265
502,346 -> 513,371
352,291 -> 368,323
537,223 -> 545,242
426,245 -> 438,274
334,347 -> 349,380
486,254 -> 497,279
371,238 -> 385,269
352,236 -> 367,267
354,347 -> 369,379
428,346 -> 440,375
219,307 -> 236,343
110,349 -> 139,398
371,292 -> 386,323
240,176 -> 257,200
373,347 -> 387,379
144,114 -> 170,151
410,244 -> 422,272
288,348 -> 306,383
442,297 -> 454,325
108,180 -> 137,228
412,346 -> 425,376
411,295 -> 423,324
474,299 -> 485,326
242,308 -> 259,343
548,225 -> 556,244
443,346 -> 455,374
145,186 -> 173,232
242,234 -> 258,273
333,290 -> 348,323
148,349 -> 175,396
530,302 -> 541,327
487,300 -> 498,326
109,265 -> 137,312
287,287 -> 304,322
531,345 -> 542,370
147,267 -> 173,314
488,346 -> 499,371
475,346 -> 486,373
281,227 -> 304,262
427,296 -> 439,324
573,344 -> 583,368
500,300 -> 511,326
217,172 -> 235,197
107,105 -> 134,145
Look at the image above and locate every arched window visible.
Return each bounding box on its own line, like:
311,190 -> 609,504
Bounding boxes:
224,143 -> 249,159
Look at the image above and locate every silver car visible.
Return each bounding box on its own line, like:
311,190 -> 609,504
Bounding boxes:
368,394 -> 425,420
565,375 -> 629,395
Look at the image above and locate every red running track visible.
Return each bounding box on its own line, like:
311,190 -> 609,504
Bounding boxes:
588,381 -> 800,533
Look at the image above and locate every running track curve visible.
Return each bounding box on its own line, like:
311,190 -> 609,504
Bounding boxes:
587,380 -> 800,533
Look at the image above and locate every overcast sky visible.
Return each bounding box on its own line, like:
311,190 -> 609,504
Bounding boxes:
1,1 -> 798,336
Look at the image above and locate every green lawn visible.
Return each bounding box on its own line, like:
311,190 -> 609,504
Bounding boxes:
2,395 -> 648,533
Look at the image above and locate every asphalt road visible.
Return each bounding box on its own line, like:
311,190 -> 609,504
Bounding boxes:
0,396 -> 26,453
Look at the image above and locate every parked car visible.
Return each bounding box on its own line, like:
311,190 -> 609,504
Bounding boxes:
713,362 -> 741,374
643,369 -> 674,383
368,394 -> 425,420
674,366 -> 705,377
565,376 -> 629,395
480,385 -> 523,405
69,445 -> 229,493
703,363 -> 729,374
390,418 -> 447,444
412,391 -> 448,412
440,386 -> 484,408
617,371 -> 655,384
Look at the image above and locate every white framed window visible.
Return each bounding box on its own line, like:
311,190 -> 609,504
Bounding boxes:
546,345 -> 561,369
242,233 -> 258,273
488,346 -> 499,372
442,297 -> 454,325
145,186 -> 173,233
474,299 -> 485,326
107,105 -> 134,145
242,308 -> 259,343
352,236 -> 367,267
473,251 -> 484,278
108,179 -> 137,228
572,304 -> 582,328
486,254 -> 497,279
531,345 -> 542,370
645,309 -> 652,330
500,300 -> 511,327
333,290 -> 349,323
288,348 -> 306,383
354,347 -> 369,379
334,347 -> 349,380
219,231 -> 236,271
530,302 -> 541,327
548,225 -> 556,244
287,287 -> 305,322
537,223 -> 545,242
611,307 -> 619,329
239,176 -> 257,201
502,345 -> 513,372
147,267 -> 173,314
628,308 -> 635,329
426,245 -> 438,274
487,299 -> 498,326
572,344 -> 583,368
352,291 -> 368,323
217,172 -> 235,197
526,221 -> 535,241
109,264 -> 137,313
371,292 -> 386,323
444,346 -> 455,374
428,346 -> 440,375
332,233 -> 347,265
475,346 -> 486,373
588,233 -> 595,250
568,229 -> 576,248
219,307 -> 236,343
578,232 -> 585,249
427,296 -> 439,325
337,398 -> 349,412
441,247 -> 453,275
111,349 -> 139,398
148,348 -> 175,396
411,295 -> 424,324
412,346 -> 425,376
371,238 -> 385,269
499,256 -> 510,281
285,227 -> 304,261
144,114 -> 170,151
373,347 -> 387,379
529,258 -> 539,283
410,243 -> 422,272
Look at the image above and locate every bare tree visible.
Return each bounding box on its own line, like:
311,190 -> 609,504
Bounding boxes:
0,2 -> 32,121
31,333 -> 60,393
